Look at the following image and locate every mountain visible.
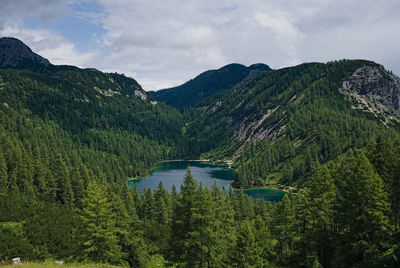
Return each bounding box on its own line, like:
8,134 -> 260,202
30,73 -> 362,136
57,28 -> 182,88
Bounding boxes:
186,60 -> 400,187
0,38 -> 188,190
0,37 -> 50,69
152,63 -> 271,109
2,38 -> 399,190
1,37 -> 400,267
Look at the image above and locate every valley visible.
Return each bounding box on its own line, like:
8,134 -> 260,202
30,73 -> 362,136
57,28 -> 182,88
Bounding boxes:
1,37 -> 400,267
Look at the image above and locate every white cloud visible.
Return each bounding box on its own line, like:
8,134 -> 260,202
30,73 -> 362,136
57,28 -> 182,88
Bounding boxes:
254,12 -> 305,65
0,26 -> 98,67
91,0 -> 310,90
89,0 -> 400,90
2,0 -> 400,90
0,0 -> 98,68
0,0 -> 71,29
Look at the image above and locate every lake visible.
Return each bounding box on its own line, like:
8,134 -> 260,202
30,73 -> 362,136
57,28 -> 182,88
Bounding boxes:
128,161 -> 285,202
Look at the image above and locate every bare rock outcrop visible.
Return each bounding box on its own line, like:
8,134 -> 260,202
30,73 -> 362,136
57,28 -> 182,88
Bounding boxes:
134,90 -> 148,100
340,66 -> 400,124
228,106 -> 284,141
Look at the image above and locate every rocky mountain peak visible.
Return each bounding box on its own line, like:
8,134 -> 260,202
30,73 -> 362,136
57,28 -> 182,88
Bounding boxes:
340,65 -> 400,125
0,37 -> 50,68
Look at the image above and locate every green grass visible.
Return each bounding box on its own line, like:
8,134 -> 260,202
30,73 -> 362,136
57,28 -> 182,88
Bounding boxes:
0,262 -> 120,268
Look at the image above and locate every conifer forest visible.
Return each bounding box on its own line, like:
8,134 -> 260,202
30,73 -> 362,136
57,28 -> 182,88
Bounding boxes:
0,36 -> 400,267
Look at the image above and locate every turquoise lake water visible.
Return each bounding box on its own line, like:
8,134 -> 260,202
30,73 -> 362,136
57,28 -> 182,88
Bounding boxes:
128,161 -> 284,202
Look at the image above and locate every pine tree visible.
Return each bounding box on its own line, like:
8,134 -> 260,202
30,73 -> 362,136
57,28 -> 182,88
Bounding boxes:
302,163 -> 336,266
44,169 -> 57,202
211,183 -> 237,267
119,184 -> 148,267
171,184 -> 178,207
234,190 -> 254,222
170,167 -> 200,266
70,167 -> 85,208
392,137 -> 400,231
14,146 -> 35,198
80,178 -> 123,264
78,163 -> 91,190
32,159 -> 48,197
132,184 -> 141,213
121,183 -> 138,218
53,155 -> 74,207
273,194 -> 296,266
191,187 -> 216,267
333,151 -> 391,266
254,215 -> 277,266
368,136 -> 400,232
154,181 -> 172,225
232,219 -> 263,267
109,193 -> 131,266
140,187 -> 155,220
31,145 -> 47,197
0,152 -> 8,192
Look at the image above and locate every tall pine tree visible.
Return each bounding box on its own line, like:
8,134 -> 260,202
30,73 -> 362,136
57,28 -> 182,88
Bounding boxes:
79,178 -> 123,265
333,151 -> 391,266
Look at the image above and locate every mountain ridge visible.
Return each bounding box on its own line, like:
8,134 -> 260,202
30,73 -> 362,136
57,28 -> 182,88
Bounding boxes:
185,60 -> 400,187
1,37 -> 399,189
0,37 -> 153,104
1,36 -> 399,268
152,62 -> 271,109
0,37 -> 50,69
0,38 -> 190,184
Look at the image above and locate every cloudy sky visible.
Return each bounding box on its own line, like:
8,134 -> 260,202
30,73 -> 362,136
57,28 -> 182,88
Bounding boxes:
1,0 -> 399,91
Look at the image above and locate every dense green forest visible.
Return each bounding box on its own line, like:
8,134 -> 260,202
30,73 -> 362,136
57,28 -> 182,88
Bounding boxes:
182,60 -> 400,188
1,38 -> 400,266
1,136 -> 400,267
2,54 -> 399,189
0,64 -> 191,179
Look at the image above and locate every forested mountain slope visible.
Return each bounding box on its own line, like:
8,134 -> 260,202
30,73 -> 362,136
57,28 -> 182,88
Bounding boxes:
1,37 -> 400,267
152,63 -> 271,109
186,60 -> 400,187
0,37 -> 191,266
0,37 -> 190,204
2,37 -> 399,190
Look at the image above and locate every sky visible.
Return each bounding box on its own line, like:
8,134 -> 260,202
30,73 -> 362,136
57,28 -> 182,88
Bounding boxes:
1,0 -> 399,91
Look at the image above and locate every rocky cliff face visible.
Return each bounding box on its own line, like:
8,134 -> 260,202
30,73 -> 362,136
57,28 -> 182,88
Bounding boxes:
0,37 -> 50,68
226,105 -> 285,142
340,66 -> 400,125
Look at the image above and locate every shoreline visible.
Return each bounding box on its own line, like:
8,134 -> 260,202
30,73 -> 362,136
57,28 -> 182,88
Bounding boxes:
233,185 -> 293,193
127,159 -> 293,194
159,159 -> 231,166
127,159 -> 214,182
